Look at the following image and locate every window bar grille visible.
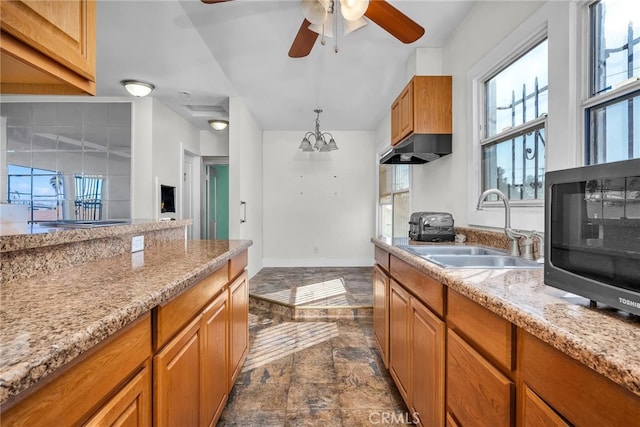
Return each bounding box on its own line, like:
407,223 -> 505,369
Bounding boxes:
521,82 -> 527,200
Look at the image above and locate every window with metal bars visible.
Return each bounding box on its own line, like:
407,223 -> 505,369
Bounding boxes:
586,0 -> 640,164
480,38 -> 548,203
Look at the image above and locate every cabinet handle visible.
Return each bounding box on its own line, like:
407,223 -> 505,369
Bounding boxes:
240,201 -> 247,224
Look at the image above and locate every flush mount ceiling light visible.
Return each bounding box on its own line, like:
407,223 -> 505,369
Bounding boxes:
208,119 -> 229,131
121,80 -> 155,97
298,109 -> 338,152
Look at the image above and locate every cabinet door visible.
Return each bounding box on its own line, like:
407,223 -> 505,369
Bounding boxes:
521,385 -> 569,427
201,291 -> 229,427
389,279 -> 411,402
154,315 -> 202,427
411,298 -> 444,427
391,98 -> 402,145
373,265 -> 390,368
84,364 -> 151,427
229,271 -> 249,389
0,0 -> 95,78
398,82 -> 414,140
447,329 -> 513,427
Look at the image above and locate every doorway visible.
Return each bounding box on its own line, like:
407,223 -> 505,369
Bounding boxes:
205,163 -> 229,240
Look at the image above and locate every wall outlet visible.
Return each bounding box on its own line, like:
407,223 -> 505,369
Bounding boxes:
313,246 -> 319,254
131,235 -> 144,253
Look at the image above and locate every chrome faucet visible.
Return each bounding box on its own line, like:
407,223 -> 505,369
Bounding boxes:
476,189 -> 523,257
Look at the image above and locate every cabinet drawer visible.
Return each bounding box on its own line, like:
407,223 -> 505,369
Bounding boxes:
521,385 -> 569,427
446,329 -> 514,427
447,289 -> 515,372
1,314 -> 151,426
155,266 -> 228,350
229,250 -> 248,281
374,246 -> 390,272
390,255 -> 443,316
520,330 -> 640,426
85,361 -> 151,427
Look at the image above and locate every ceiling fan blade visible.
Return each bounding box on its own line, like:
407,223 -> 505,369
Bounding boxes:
289,19 -> 319,58
201,0 -> 232,4
364,0 -> 425,44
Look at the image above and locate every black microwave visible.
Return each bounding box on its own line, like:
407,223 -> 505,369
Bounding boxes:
545,158 -> 640,315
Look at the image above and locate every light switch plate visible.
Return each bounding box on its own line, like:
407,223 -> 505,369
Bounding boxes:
131,235 -> 144,252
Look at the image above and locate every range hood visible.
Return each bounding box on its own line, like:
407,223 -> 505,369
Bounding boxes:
380,133 -> 452,164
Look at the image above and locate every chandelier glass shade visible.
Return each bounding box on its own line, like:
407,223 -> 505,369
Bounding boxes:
298,109 -> 338,152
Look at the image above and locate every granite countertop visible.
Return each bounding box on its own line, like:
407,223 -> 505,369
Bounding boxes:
372,237 -> 640,398
0,219 -> 192,252
0,239 -> 252,405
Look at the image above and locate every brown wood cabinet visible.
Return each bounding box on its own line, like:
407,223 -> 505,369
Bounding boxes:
201,291 -> 229,427
373,243 -> 640,427
0,314 -> 152,426
447,329 -> 514,427
84,363 -> 152,427
519,330 -> 640,426
389,279 -> 411,402
389,274 -> 445,427
154,250 -> 249,427
228,270 -> 249,390
373,264 -> 390,368
0,0 -> 96,94
411,294 -> 445,427
390,76 -> 452,146
154,315 -> 203,427
520,385 -> 569,427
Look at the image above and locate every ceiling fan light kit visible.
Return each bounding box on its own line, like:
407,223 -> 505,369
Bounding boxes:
121,80 -> 155,97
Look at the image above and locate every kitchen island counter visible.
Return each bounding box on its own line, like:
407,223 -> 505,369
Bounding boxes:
0,239 -> 252,406
372,237 -> 640,398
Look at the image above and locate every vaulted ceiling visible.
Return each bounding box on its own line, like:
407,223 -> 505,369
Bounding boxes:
95,0 -> 475,132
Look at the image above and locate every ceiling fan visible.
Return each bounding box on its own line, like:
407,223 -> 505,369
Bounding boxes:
201,0 -> 425,58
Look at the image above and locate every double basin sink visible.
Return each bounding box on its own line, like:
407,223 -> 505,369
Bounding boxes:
397,245 -> 542,269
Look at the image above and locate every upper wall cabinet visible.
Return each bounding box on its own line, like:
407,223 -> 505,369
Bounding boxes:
391,76 -> 452,146
0,0 -> 96,95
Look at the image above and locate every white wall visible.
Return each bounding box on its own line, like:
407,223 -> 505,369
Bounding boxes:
228,97 -> 263,277
410,1 -> 557,233
263,131 -> 376,267
131,98 -> 154,219
200,130 -> 229,157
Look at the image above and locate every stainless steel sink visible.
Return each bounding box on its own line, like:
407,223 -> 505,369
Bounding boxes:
398,245 -> 504,256
427,254 -> 541,268
397,245 -> 542,269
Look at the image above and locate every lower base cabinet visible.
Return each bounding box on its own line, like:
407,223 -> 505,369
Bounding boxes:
202,291 -> 229,427
154,315 -> 203,427
446,329 -> 514,427
389,279 -> 445,427
85,362 -> 152,427
229,271 -> 249,390
519,330 -> 640,426
375,247 -> 640,427
411,297 -> 444,427
154,255 -> 248,427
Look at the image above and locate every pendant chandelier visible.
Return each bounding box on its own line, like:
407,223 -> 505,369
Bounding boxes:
298,109 -> 338,152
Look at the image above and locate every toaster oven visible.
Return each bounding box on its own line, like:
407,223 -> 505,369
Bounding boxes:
409,212 -> 455,242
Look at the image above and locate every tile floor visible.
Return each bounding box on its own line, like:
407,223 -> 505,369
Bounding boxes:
217,267 -> 410,426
